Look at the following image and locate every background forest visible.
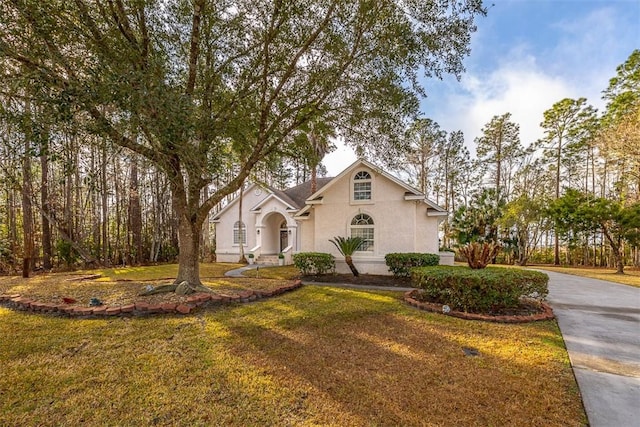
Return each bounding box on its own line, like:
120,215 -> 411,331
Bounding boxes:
0,35 -> 638,275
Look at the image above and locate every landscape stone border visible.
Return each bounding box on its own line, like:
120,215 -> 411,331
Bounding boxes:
0,280 -> 303,318
403,290 -> 555,323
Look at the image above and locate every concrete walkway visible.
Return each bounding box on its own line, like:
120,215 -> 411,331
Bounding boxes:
224,264 -> 259,277
544,270 -> 640,427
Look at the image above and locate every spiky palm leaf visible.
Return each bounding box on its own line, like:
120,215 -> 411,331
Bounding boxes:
329,236 -> 365,256
329,236 -> 364,276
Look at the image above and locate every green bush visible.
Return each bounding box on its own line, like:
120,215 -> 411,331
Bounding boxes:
0,238 -> 14,274
56,239 -> 79,267
385,253 -> 440,277
293,252 -> 335,275
411,266 -> 549,313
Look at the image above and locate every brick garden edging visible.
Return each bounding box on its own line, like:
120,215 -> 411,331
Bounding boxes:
403,289 -> 555,323
0,280 -> 303,318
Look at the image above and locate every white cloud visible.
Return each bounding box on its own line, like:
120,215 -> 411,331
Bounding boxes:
326,3 -> 636,170
424,4 -> 634,156
435,55 -> 576,153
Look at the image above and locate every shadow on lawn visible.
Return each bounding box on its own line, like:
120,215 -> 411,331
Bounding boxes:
221,287 -> 584,426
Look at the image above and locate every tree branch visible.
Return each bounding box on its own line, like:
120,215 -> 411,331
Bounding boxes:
186,0 -> 205,96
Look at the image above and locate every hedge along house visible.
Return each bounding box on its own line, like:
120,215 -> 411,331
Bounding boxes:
213,159 -> 452,274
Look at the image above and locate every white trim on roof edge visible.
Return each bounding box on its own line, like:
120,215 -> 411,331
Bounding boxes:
249,192 -> 297,212
304,158 -> 446,212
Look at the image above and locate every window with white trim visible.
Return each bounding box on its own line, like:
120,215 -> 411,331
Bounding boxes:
350,213 -> 374,251
233,221 -> 246,245
353,171 -> 372,201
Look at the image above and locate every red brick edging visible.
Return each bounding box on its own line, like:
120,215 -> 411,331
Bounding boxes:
403,290 -> 555,323
0,280 -> 303,318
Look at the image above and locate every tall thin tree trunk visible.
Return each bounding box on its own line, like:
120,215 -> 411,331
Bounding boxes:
22,135 -> 34,277
101,142 -> 109,265
238,183 -> 247,263
554,137 -> 562,265
74,140 -> 81,249
64,144 -> 74,242
8,189 -> 17,260
128,159 -> 142,265
311,166 -> 318,194
114,158 -> 123,265
495,127 -> 502,204
40,141 -> 52,270
201,185 -> 210,260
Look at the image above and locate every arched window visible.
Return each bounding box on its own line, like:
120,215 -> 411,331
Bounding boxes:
353,171 -> 372,200
350,213 -> 374,251
233,221 -> 246,245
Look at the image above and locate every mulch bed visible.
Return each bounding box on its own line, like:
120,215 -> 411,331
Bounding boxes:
404,290 -> 555,323
0,281 -> 303,318
301,273 -> 413,287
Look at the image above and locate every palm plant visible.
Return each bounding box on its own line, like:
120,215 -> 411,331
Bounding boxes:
329,236 -> 364,276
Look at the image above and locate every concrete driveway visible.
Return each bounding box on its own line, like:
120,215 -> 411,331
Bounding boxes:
544,270 -> 640,427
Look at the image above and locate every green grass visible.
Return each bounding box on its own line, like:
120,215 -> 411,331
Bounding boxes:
0,272 -> 586,426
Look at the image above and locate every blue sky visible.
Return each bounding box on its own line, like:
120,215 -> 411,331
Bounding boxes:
325,0 -> 640,174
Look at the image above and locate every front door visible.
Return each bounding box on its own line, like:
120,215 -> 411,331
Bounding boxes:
279,221 -> 288,251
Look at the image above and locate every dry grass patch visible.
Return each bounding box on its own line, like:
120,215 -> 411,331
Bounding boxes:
536,266 -> 640,288
0,286 -> 585,426
0,263 -> 290,306
92,262 -> 245,281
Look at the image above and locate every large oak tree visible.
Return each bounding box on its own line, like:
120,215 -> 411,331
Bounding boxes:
0,0 -> 485,289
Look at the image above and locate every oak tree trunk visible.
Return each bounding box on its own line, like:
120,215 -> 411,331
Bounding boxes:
175,212 -> 202,286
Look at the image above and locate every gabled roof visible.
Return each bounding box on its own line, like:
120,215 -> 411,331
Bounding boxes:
283,178 -> 333,207
211,178 -> 334,221
250,188 -> 299,212
213,159 -> 446,222
304,158 -> 446,212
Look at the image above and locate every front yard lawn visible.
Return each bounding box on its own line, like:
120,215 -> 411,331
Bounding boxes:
0,264 -> 586,426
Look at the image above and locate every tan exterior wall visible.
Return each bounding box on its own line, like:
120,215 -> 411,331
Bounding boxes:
299,210 -> 316,252
216,162 -> 444,272
215,189 -> 264,262
298,165 -> 441,275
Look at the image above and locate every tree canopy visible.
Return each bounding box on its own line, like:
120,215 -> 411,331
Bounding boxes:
0,0 -> 486,285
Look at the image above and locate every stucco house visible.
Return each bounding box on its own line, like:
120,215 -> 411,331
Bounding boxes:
213,158 -> 452,274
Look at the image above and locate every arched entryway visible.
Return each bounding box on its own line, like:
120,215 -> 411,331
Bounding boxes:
260,212 -> 290,254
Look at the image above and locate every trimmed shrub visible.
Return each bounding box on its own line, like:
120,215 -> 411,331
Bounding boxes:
293,252 -> 335,275
385,253 -> 440,277
412,266 -> 549,313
